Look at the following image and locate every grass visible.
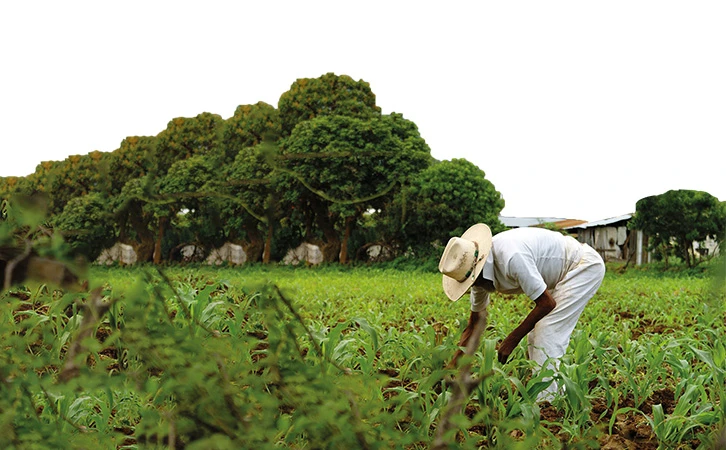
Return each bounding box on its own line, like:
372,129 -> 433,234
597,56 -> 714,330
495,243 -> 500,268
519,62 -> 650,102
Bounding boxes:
2,260 -> 724,449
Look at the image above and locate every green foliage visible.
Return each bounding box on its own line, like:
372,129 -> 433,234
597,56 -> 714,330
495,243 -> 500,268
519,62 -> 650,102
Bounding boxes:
539,222 -> 569,235
53,192 -> 117,260
2,252 -> 725,448
3,73 -> 507,265
106,136 -> 160,261
158,155 -> 229,252
45,152 -> 112,216
401,158 -> 505,249
277,112 -> 433,262
631,189 -> 725,267
281,114 -> 430,205
155,113 -> 226,173
0,196 -> 72,261
109,136 -> 158,186
1,177 -> 23,206
278,72 -> 381,136
219,140 -> 285,262
222,101 -> 281,162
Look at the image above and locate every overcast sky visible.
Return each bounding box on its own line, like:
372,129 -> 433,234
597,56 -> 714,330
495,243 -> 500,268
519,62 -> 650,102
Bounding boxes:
2,1 -> 724,222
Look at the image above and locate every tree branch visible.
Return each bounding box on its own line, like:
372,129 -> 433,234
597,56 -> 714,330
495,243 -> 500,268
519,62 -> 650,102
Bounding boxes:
3,240 -> 32,291
431,309 -> 490,449
345,390 -> 371,450
59,287 -> 113,382
272,166 -> 398,205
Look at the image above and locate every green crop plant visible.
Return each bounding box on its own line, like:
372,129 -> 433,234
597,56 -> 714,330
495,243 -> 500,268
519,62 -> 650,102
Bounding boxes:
646,378 -> 719,445
1,247 -> 724,449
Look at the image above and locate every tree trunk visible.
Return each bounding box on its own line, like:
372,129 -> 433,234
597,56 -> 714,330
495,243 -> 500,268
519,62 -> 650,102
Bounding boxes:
263,221 -> 273,264
339,216 -> 353,264
431,310 -> 489,449
686,240 -> 695,267
135,238 -> 154,263
319,239 -> 340,263
242,223 -> 264,263
153,216 -> 168,265
126,204 -> 155,262
662,244 -> 670,268
117,213 -> 128,243
311,199 -> 340,262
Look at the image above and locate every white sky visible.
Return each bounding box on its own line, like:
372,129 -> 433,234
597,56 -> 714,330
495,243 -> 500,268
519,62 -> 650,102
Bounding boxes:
2,1 -> 724,222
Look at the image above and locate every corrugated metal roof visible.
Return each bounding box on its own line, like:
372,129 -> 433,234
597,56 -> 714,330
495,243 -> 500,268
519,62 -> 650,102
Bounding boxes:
564,214 -> 633,229
549,219 -> 588,229
499,216 -> 568,228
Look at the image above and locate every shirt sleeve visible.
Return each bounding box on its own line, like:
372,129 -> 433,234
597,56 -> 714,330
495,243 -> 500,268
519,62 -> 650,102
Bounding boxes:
507,253 -> 547,300
470,285 -> 491,312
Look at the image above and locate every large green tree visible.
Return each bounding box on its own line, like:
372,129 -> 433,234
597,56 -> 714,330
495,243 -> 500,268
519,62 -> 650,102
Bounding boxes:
9,152 -> 109,219
630,189 -> 725,267
108,136 -> 159,263
400,158 -> 505,252
3,153 -> 113,262
221,142 -> 284,263
149,113 -> 225,262
279,114 -> 431,263
275,73 -> 387,262
217,102 -> 284,263
155,113 -> 226,172
158,154 -> 227,259
110,136 -> 157,192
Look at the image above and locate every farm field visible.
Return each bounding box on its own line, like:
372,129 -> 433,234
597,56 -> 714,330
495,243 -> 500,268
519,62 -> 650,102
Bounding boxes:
1,262 -> 724,449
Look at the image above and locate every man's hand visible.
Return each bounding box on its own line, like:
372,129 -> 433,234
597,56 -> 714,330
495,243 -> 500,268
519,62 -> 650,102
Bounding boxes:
447,310 -> 481,369
497,334 -> 519,364
446,349 -> 464,369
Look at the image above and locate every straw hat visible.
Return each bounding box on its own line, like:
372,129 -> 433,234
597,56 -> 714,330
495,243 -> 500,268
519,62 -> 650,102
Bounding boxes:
438,223 -> 492,301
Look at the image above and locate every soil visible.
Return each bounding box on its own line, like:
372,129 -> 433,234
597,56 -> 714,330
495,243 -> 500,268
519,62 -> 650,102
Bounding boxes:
614,310 -> 680,340
377,365 -> 692,448
458,387 -> 690,449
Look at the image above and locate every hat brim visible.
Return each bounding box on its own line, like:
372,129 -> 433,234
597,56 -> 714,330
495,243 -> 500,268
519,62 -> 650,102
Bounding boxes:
442,223 -> 493,301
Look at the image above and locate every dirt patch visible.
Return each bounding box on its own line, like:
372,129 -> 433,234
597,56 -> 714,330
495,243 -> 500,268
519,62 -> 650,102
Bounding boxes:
598,433 -> 654,450
610,411 -> 656,448
631,318 -> 675,340
615,310 -> 649,322
641,387 -> 676,415
614,310 -> 681,340
539,401 -> 564,422
534,390 -> 684,449
591,397 -> 612,421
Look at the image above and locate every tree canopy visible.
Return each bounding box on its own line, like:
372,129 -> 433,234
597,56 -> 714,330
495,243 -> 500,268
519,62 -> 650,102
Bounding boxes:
630,189 -> 725,267
279,113 -> 432,262
1,73 -> 510,266
278,73 -> 380,136
401,158 -> 505,251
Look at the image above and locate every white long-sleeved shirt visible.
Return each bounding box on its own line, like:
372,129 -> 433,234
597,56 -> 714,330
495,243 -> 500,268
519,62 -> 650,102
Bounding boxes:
471,227 -> 583,312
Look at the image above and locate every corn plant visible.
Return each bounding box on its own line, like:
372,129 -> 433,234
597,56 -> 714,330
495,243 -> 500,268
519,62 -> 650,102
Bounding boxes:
2,255 -> 724,448
645,377 -> 719,445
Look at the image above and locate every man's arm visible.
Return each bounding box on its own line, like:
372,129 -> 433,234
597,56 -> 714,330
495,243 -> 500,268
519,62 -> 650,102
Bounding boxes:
497,290 -> 556,363
447,310 -> 481,368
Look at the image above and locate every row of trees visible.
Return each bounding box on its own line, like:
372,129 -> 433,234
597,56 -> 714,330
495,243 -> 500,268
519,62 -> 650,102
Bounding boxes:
2,72 -> 722,268
1,73 -> 506,265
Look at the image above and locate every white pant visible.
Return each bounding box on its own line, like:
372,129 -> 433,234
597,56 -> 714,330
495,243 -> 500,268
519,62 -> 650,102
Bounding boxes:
528,244 -> 605,401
